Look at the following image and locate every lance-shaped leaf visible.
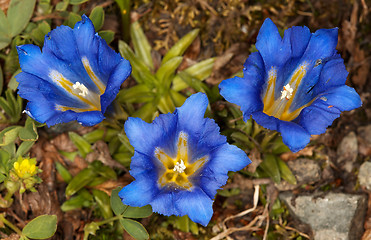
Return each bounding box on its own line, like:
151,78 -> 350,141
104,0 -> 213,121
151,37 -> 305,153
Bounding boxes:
131,21 -> 153,70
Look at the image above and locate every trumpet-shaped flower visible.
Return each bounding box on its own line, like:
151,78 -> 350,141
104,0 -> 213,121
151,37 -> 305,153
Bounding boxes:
219,18 -> 362,152
119,93 -> 250,226
16,15 -> 131,127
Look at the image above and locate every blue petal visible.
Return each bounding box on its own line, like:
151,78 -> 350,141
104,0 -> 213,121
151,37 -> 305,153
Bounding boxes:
208,143 -> 250,174
100,58 -> 131,113
284,26 -> 311,58
97,38 -> 123,80
278,121 -> 311,152
176,92 -> 208,137
25,100 -> 57,124
296,101 -> 341,135
76,111 -> 105,126
124,113 -> 177,157
174,188 -> 213,226
256,18 -> 291,70
129,151 -> 157,179
242,52 -> 265,86
312,55 -> 348,94
199,172 -> 229,199
319,85 -> 362,111
150,191 -> 177,216
252,112 -> 311,152
119,177 -> 158,207
219,76 -> 263,120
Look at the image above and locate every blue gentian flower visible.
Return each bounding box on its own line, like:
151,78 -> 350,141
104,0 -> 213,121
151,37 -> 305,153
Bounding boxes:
219,18 -> 362,152
119,93 -> 250,226
16,15 -> 131,127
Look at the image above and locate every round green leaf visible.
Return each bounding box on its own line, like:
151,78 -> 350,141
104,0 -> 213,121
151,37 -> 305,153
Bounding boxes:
123,205 -> 152,219
120,218 -> 149,240
22,215 -> 57,239
89,6 -> 104,31
110,187 -> 127,216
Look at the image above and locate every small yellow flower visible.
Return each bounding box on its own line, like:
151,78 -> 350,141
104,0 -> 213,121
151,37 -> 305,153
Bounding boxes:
13,157 -> 38,179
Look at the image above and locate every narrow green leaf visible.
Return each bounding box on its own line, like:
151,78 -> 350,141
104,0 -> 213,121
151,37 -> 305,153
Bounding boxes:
276,157 -> 297,185
117,84 -> 154,104
89,6 -> 104,31
161,28 -> 199,64
155,56 -> 183,88
157,94 -> 175,114
120,218 -> 149,240
0,173 -> 6,183
259,154 -> 281,183
111,187 -> 127,216
61,189 -> 93,211
132,102 -> 157,123
169,90 -> 186,107
130,21 -> 153,70
68,132 -> 92,158
98,30 -> 115,44
55,162 -> 72,183
65,168 -> 97,196
22,215 -> 57,239
69,0 -> 89,5
7,0 -> 36,37
92,189 -> 113,219
0,59 -> 3,94
172,57 -> 215,91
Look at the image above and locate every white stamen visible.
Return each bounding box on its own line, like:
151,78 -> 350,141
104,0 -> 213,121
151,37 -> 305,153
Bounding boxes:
280,84 -> 294,100
72,82 -> 89,97
173,159 -> 186,174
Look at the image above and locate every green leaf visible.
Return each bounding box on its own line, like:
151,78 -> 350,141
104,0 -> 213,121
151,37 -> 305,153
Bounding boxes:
92,189 -> 113,219
89,6 -> 104,31
7,0 -> 36,37
155,56 -> 183,88
169,90 -> 186,107
65,168 -> 97,196
123,205 -> 152,218
0,58 -> 3,94
161,28 -> 199,65
259,154 -> 281,183
130,21 -> 153,70
68,132 -> 92,158
110,187 -> 127,216
55,1 -> 69,11
120,218 -> 149,240
22,215 -> 57,239
61,192 -> 92,211
55,162 -> 72,183
16,141 -> 34,158
30,21 -> 51,46
0,173 -> 6,183
117,84 -> 154,104
172,58 -> 215,91
98,30 -> 115,44
8,68 -> 21,91
19,117 -> 38,141
157,94 -> 175,114
67,12 -> 82,28
132,102 -> 157,123
276,157 -> 297,185
69,0 -> 89,5
0,126 -> 21,146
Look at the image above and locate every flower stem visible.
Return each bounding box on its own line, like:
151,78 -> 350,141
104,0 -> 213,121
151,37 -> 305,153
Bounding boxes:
0,213 -> 24,237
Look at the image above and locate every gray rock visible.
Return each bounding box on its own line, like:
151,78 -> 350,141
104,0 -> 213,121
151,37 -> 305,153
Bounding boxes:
358,161 -> 371,190
279,192 -> 367,240
275,159 -> 321,191
337,132 -> 358,173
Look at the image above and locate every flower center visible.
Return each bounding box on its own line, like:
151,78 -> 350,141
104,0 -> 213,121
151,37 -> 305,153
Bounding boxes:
262,63 -> 315,121
73,82 -> 89,97
173,160 -> 186,173
155,132 -> 208,190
